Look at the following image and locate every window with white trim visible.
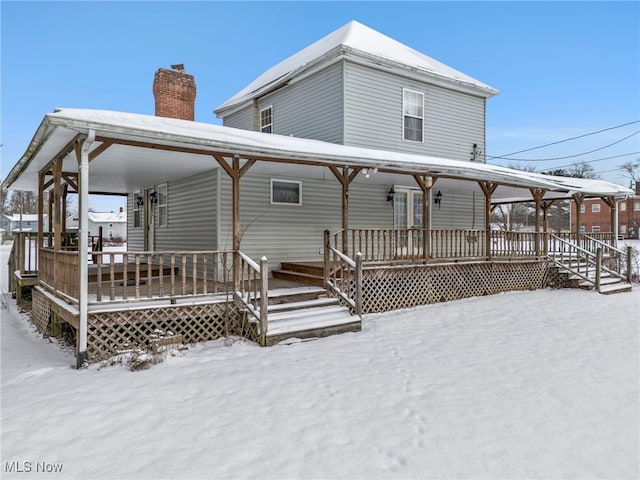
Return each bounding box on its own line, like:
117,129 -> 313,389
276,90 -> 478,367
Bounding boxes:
158,183 -> 168,227
591,203 -> 601,213
260,106 -> 273,133
402,89 -> 424,142
580,205 -> 585,214
271,179 -> 302,205
592,226 -> 601,233
133,191 -> 142,228
620,202 -> 626,211
634,202 -> 640,211
620,224 -> 627,234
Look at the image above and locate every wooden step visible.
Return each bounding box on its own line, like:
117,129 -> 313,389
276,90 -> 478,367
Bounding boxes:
271,269 -> 324,287
280,261 -> 325,276
268,296 -> 339,313
266,305 -> 359,346
599,283 -> 633,295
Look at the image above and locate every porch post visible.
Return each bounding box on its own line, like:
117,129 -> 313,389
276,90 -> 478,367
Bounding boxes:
328,166 -> 361,255
541,200 -> 556,255
232,156 -> 241,289
479,182 -> 497,260
413,174 -> 433,260
37,170 -> 45,249
573,193 -> 584,243
212,155 -> 256,290
530,189 -> 547,256
601,196 -> 617,245
53,159 -> 63,250
75,130 -> 95,368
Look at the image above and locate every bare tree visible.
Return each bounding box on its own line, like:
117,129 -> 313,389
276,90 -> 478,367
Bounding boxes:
619,159 -> 640,188
6,190 -> 37,214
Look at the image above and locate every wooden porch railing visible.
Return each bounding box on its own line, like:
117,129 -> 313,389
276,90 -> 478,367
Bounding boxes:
324,230 -> 363,317
38,248 -> 233,305
92,250 -> 231,302
332,228 -> 552,262
39,248 -> 80,301
235,250 -> 268,345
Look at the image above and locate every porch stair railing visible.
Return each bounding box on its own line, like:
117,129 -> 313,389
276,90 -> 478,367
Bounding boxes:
324,230 -> 363,317
235,250 -> 268,346
548,234 -> 632,293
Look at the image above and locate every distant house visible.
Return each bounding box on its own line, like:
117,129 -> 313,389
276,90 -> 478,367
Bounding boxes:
66,209 -> 126,241
570,182 -> 640,238
0,213 -> 48,233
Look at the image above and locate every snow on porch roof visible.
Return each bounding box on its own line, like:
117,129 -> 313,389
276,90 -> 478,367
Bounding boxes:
1,108 -> 633,200
214,20 -> 498,115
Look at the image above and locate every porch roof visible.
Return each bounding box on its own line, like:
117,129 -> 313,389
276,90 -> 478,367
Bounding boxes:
1,108 -> 633,200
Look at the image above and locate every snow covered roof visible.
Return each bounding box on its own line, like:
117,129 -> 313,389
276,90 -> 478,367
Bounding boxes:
2,214 -> 45,222
1,108 -> 633,201
87,211 -> 126,223
215,20 -> 498,115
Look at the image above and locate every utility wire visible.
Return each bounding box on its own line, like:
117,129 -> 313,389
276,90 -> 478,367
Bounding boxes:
487,120 -> 640,160
538,151 -> 640,171
488,129 -> 640,162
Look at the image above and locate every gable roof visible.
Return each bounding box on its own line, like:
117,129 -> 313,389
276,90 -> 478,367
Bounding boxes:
215,20 -> 498,116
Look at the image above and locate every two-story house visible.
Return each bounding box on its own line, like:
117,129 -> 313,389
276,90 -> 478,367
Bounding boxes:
2,20 -> 633,365
128,21 -> 498,271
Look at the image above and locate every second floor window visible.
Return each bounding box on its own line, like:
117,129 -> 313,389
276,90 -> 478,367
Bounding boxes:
402,89 -> 423,143
591,204 -> 601,213
260,106 -> 273,133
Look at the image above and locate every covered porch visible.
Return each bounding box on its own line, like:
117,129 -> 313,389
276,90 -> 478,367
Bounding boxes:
2,109 -> 634,366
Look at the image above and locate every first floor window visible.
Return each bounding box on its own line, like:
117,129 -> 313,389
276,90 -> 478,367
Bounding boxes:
158,183 -> 168,227
620,202 -> 627,211
271,179 -> 301,205
620,224 -> 627,234
133,191 -> 142,228
402,89 -> 424,143
260,106 -> 273,133
634,202 -> 640,211
592,226 -> 601,233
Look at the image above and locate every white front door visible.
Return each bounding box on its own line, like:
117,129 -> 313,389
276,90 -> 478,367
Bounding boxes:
393,188 -> 424,256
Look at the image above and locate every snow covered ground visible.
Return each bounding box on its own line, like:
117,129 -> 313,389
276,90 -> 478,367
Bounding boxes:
1,244 -> 638,479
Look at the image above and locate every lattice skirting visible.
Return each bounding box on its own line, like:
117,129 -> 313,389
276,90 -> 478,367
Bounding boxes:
87,301 -> 241,361
362,260 -> 550,313
31,288 -> 51,333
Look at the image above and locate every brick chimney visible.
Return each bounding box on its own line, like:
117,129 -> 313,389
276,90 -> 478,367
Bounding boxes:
153,64 -> 196,120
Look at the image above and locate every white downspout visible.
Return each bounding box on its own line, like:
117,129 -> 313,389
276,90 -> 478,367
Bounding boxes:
77,129 -> 95,368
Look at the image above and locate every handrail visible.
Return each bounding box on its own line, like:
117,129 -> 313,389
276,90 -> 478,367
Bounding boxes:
548,234 -> 598,287
235,250 -> 268,345
324,230 -> 362,317
580,235 -> 630,283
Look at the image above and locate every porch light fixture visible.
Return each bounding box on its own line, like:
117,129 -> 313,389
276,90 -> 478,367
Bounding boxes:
387,186 -> 395,202
135,196 -> 144,207
434,190 -> 443,208
149,191 -> 158,204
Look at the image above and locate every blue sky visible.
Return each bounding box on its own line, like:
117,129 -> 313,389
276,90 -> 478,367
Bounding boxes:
2,1 -> 639,211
